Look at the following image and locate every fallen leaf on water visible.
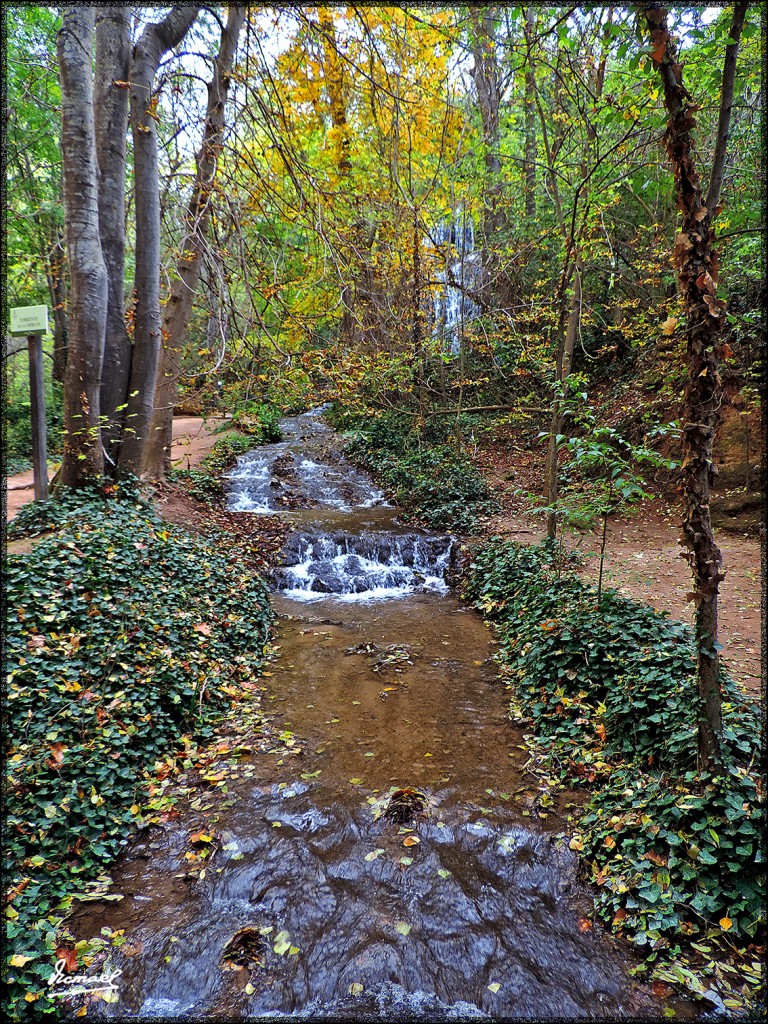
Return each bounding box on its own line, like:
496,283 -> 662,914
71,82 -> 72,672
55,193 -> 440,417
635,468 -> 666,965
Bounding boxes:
272,931 -> 292,956
399,857 -> 413,866
245,983 -> 255,995
364,848 -> 385,861
488,982 -> 501,993
350,778 -> 363,785
403,836 -> 420,847
349,983 -> 364,996
394,922 -> 411,936
437,868 -> 451,879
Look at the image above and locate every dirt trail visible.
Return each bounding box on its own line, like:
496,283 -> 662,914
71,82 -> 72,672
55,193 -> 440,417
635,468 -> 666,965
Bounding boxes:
479,438 -> 763,699
4,416 -> 228,521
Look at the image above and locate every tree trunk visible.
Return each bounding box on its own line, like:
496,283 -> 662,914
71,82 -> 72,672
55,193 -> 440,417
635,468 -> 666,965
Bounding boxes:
469,5 -> 501,300
523,8 -> 536,218
95,6 -> 131,469
48,230 -> 68,384
118,5 -> 200,478
316,6 -> 354,342
144,5 -> 245,479
544,259 -> 582,538
57,7 -> 107,488
644,4 -> 747,770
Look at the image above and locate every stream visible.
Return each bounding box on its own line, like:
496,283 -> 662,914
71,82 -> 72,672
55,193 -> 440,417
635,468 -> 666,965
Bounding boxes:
71,410 -> 690,1020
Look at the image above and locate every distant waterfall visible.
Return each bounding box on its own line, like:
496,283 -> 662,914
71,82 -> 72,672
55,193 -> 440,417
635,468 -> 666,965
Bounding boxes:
430,211 -> 483,355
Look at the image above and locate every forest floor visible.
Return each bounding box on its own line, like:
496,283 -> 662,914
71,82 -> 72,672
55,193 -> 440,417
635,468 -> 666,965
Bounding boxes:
5,414 -> 762,697
475,429 -> 763,699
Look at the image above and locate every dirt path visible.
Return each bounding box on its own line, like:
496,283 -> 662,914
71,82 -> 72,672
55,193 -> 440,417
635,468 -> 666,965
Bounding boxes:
4,416 -> 227,522
479,436 -> 763,698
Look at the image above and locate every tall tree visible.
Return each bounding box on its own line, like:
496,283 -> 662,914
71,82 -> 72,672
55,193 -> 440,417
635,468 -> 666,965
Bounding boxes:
144,4 -> 246,479
95,6 -> 131,466
644,3 -> 747,770
118,5 -> 200,477
57,7 -> 107,487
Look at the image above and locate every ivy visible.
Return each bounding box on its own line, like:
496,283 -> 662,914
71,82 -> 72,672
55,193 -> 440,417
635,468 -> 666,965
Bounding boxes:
466,539 -> 764,1010
331,408 -> 496,532
4,486 -> 272,1017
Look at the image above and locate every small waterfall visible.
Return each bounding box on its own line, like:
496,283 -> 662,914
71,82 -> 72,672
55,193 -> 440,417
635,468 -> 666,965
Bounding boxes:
275,530 -> 455,601
431,211 -> 484,356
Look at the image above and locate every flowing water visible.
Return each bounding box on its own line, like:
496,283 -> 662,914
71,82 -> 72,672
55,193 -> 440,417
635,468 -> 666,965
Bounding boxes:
70,410 -> 693,1020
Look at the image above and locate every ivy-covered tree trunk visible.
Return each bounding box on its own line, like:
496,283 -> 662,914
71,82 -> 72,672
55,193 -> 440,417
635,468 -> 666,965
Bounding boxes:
95,6 -> 131,469
144,5 -> 245,479
644,4 -> 746,770
57,7 -> 107,488
118,5 -> 200,478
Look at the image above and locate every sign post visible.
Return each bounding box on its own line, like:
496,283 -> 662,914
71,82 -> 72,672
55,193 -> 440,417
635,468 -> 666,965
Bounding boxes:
10,306 -> 50,502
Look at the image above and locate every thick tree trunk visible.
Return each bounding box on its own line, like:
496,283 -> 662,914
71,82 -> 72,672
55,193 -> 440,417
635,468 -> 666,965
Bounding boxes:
57,7 -> 107,488
645,4 -> 746,770
118,5 -> 200,477
95,6 -> 131,469
144,5 -> 245,479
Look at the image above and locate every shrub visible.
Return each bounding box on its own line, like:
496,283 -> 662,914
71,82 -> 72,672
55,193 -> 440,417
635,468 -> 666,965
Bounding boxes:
228,402 -> 283,442
337,409 -> 496,532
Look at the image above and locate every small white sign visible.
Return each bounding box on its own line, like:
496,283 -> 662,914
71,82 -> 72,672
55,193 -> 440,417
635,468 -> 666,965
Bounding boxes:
10,305 -> 49,337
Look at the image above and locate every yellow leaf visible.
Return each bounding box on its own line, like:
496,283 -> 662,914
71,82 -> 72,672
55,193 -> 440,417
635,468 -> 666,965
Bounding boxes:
10,954 -> 34,967
488,982 -> 501,993
660,317 -> 678,336
569,836 -> 584,851
719,917 -> 733,931
403,836 -> 420,847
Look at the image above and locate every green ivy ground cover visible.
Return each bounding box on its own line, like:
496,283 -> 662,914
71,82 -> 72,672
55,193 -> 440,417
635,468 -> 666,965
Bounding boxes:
329,408 -> 496,532
465,539 -> 764,1014
4,482 -> 272,1017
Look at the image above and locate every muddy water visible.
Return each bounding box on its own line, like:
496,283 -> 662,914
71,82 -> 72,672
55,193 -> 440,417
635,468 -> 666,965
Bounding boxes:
71,411 -> 681,1019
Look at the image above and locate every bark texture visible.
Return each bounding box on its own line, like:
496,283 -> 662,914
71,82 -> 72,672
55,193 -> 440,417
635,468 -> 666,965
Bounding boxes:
57,7 -> 107,487
645,4 -> 747,769
144,5 -> 245,479
469,5 -> 502,298
95,5 -> 131,466
118,5 -> 200,477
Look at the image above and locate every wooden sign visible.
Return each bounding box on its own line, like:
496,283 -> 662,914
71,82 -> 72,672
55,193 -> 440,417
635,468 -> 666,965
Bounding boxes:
10,305 -> 49,337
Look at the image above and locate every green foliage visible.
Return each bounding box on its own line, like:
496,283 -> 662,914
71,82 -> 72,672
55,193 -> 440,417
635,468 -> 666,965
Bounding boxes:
4,484 -> 272,1016
227,402 -> 283,442
178,432 -> 256,504
465,538 -> 764,1001
335,409 -> 496,531
4,366 -> 64,464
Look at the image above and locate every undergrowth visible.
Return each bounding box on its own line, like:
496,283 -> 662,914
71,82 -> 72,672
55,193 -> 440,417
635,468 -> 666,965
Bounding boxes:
328,407 -> 496,532
173,431 -> 255,503
219,402 -> 283,443
465,539 -> 764,1014
4,481 -> 272,1017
